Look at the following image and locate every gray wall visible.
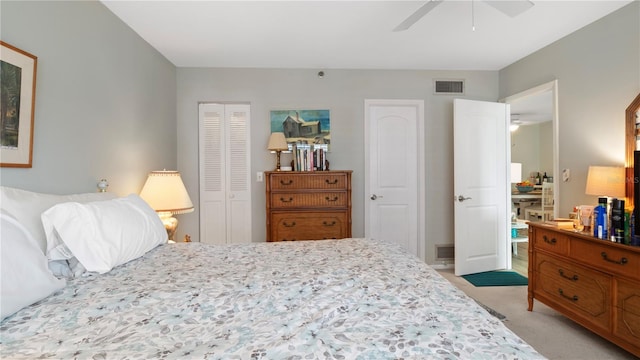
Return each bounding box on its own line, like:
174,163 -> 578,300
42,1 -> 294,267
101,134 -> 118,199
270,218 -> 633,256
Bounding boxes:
0,1 -> 176,196
177,69 -> 499,263
511,122 -> 553,184
500,1 -> 640,217
2,0 -> 638,265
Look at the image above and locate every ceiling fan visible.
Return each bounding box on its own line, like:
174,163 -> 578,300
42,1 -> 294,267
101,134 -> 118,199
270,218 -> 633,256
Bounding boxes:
393,0 -> 535,32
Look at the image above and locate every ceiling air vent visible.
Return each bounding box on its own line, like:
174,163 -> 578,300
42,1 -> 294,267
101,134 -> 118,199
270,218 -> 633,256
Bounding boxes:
434,79 -> 464,95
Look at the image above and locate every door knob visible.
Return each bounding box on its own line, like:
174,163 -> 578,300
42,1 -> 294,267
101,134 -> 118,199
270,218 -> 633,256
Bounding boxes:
371,194 -> 384,200
457,195 -> 472,202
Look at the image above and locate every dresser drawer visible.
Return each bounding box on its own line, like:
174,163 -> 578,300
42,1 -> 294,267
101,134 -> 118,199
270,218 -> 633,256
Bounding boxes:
614,278 -> 640,346
569,240 -> 640,278
270,212 -> 348,241
532,228 -> 569,256
268,173 -> 348,190
535,253 -> 611,330
270,192 -> 347,209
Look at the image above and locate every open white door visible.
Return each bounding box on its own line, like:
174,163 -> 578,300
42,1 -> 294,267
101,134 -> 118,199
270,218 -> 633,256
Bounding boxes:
454,99 -> 510,276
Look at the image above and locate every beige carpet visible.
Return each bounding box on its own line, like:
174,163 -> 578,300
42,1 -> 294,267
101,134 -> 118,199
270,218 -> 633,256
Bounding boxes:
437,269 -> 638,360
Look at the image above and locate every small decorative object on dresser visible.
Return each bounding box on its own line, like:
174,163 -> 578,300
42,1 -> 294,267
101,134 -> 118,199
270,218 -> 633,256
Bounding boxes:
265,170 -> 352,242
528,222 -> 640,357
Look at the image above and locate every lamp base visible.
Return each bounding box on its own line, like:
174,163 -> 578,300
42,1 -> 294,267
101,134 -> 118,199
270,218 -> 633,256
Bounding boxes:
275,150 -> 282,171
158,211 -> 178,241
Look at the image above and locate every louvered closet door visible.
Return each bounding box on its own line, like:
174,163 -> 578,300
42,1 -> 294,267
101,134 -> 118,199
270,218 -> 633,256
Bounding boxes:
199,103 -> 251,244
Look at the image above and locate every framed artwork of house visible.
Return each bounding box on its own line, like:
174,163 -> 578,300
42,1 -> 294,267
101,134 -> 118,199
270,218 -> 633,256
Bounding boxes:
1,41 -> 37,168
270,109 -> 331,151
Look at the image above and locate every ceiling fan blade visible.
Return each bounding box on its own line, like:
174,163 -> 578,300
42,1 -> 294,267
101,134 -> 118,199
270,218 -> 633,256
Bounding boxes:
484,0 -> 534,18
393,0 -> 444,32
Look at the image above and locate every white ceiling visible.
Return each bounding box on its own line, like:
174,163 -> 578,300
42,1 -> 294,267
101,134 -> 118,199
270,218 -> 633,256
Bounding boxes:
510,90 -> 553,125
100,0 -> 631,71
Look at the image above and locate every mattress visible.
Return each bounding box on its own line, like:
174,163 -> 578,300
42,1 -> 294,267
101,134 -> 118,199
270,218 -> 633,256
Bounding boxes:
0,238 -> 545,359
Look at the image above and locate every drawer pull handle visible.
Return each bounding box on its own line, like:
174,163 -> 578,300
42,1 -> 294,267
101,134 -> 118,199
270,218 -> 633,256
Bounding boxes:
600,252 -> 628,265
325,179 -> 339,185
323,221 -> 336,227
558,289 -> 578,302
543,235 -> 557,245
281,238 -> 296,241
280,197 -> 294,203
279,180 -> 293,185
325,196 -> 339,202
558,269 -> 578,281
283,221 -> 296,228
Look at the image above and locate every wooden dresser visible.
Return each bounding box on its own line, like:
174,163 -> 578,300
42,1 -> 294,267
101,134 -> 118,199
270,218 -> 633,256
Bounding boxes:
528,222 -> 640,357
265,170 -> 352,242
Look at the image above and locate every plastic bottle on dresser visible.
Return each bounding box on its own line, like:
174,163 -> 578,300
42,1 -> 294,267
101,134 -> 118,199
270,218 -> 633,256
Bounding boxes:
594,197 -> 608,240
611,198 -> 625,243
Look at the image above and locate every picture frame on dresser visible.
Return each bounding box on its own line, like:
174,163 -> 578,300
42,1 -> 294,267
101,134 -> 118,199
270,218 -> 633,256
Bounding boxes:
0,41 -> 37,168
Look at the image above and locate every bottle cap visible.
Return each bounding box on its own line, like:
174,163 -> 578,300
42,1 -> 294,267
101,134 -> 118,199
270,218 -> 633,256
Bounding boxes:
612,199 -> 624,209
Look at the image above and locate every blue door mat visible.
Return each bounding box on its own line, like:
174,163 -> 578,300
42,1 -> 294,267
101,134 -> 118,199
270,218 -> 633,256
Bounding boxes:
462,271 -> 528,287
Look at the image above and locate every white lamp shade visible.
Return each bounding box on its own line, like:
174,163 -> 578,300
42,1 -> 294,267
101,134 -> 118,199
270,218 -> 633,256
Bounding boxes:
267,132 -> 289,151
510,163 -> 522,183
585,166 -> 626,198
139,170 -> 194,214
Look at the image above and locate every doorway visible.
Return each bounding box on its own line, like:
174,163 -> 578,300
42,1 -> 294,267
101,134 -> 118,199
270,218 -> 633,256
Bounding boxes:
502,80 -> 559,274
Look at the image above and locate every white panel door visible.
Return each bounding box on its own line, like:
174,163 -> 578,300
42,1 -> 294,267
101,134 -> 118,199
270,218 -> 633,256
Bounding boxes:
365,100 -> 425,260
199,103 -> 251,245
453,99 -> 509,276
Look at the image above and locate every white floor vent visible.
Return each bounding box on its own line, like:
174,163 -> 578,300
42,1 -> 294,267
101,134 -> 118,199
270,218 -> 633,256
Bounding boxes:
434,80 -> 464,95
435,244 -> 455,260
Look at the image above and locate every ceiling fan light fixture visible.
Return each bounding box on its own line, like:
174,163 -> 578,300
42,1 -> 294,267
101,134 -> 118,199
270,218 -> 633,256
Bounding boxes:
393,0 -> 534,32
484,0 -> 535,18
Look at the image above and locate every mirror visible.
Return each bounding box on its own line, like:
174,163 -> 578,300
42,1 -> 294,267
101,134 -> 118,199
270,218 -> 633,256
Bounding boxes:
625,93 -> 640,208
503,80 -> 559,218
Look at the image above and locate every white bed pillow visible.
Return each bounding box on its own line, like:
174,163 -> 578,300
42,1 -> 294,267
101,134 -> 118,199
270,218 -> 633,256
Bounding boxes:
1,210 -> 66,320
41,194 -> 167,274
0,186 -> 117,254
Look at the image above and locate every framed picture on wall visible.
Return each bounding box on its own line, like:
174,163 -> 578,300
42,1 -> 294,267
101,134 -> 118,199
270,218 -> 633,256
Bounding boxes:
1,41 -> 37,168
269,109 -> 331,151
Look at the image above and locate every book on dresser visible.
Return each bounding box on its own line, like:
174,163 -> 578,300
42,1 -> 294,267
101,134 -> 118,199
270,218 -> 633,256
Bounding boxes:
265,170 -> 352,242
527,222 -> 640,357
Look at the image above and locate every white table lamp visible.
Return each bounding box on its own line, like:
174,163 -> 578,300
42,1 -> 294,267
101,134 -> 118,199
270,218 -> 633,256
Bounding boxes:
268,132 -> 289,171
139,170 -> 194,241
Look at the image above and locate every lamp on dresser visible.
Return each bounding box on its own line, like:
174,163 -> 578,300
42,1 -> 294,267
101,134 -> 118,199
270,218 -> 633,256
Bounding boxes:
139,170 -> 194,241
268,132 -> 289,171
585,166 -> 625,199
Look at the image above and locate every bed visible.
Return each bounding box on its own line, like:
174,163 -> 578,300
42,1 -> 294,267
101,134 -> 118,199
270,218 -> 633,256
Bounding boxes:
0,186 -> 545,359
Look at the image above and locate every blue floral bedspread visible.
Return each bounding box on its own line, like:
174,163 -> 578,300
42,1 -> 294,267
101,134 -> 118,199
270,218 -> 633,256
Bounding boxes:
1,238 -> 545,359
